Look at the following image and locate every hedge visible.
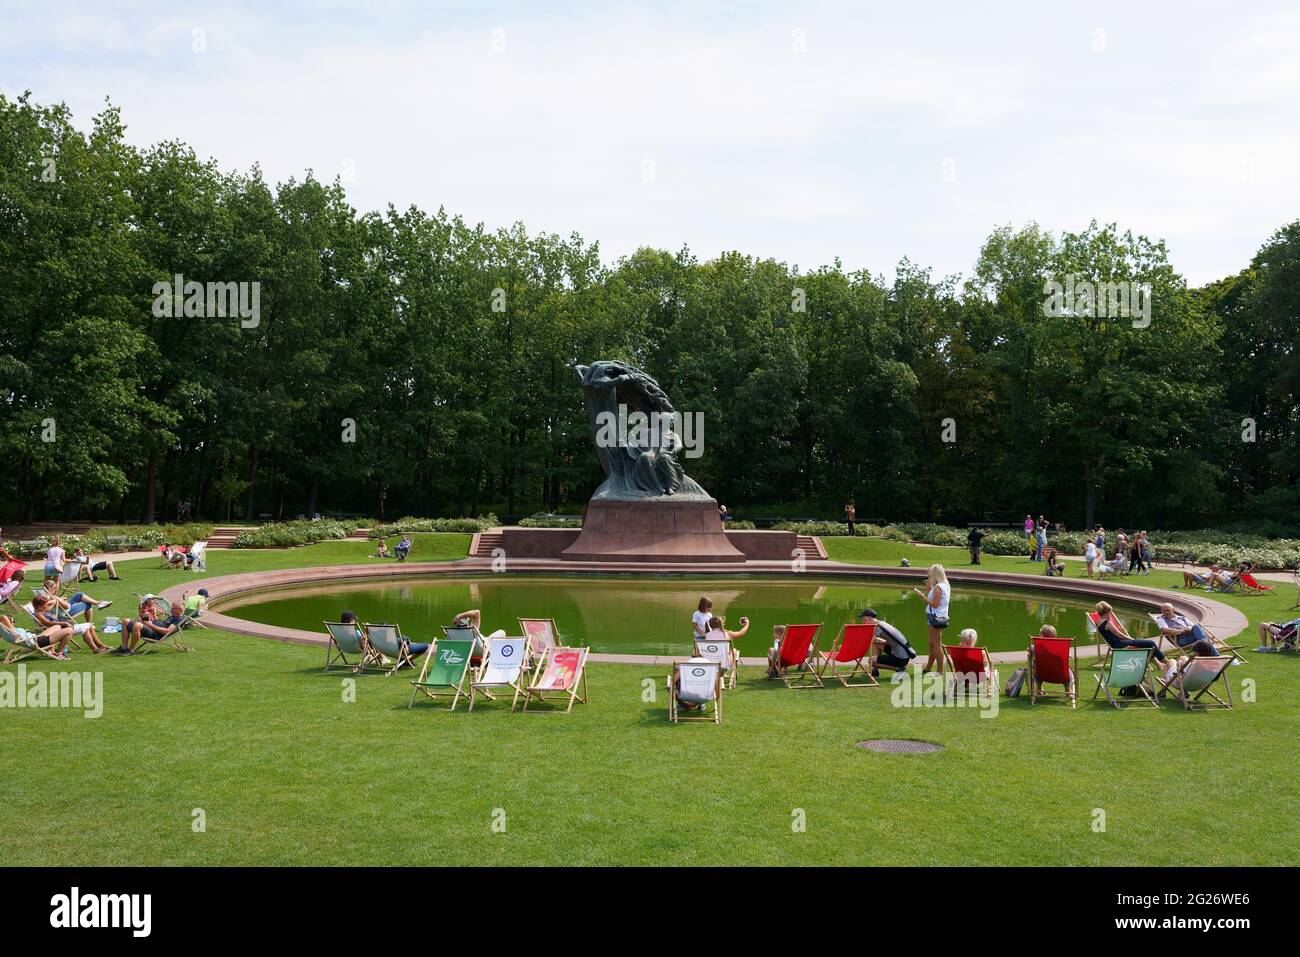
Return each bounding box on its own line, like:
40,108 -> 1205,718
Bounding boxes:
232,520 -> 354,548
368,515 -> 499,538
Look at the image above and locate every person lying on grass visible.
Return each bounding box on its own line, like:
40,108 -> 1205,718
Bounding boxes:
1,613 -> 72,659
1153,602 -> 1218,656
32,593 -> 111,654
1094,601 -> 1176,680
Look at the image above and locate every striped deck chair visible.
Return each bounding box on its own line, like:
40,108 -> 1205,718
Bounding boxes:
815,623 -> 878,687
693,634 -> 738,689
408,638 -> 475,711
1,618 -> 58,663
518,617 -> 559,669
1028,635 -> 1077,708
1091,647 -> 1158,709
768,623 -> 823,688
943,643 -> 999,699
521,646 -> 590,713
365,622 -> 420,676
1157,654 -> 1233,710
668,658 -> 722,723
323,621 -> 383,673
469,635 -> 529,711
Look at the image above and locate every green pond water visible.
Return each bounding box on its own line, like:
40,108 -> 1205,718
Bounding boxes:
221,575 -> 1155,657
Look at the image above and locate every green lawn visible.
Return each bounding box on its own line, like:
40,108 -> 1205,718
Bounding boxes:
2,534 -> 1298,866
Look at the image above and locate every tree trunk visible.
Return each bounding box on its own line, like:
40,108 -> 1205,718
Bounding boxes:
142,450 -> 160,523
1084,463 -> 1095,531
306,476 -> 319,517
245,445 -> 259,521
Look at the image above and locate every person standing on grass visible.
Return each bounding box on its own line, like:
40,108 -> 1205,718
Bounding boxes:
845,502 -> 857,536
913,563 -> 951,674
967,526 -> 985,565
1035,521 -> 1048,563
1024,515 -> 1035,556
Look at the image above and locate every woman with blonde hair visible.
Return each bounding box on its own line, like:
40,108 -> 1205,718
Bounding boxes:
912,563 -> 951,673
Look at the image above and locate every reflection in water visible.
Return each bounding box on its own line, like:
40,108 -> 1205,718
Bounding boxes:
224,576 -> 1153,657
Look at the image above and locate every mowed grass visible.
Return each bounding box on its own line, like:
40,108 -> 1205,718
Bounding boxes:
2,533 -> 1298,866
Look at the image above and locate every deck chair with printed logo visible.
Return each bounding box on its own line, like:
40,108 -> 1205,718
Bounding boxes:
1157,654 -> 1234,711
1028,635 -> 1078,708
1091,647 -> 1158,708
0,618 -> 58,664
469,635 -> 529,711
943,643 -> 999,700
815,622 -> 878,687
768,623 -> 823,688
323,621 -> 383,673
668,658 -> 722,723
521,646 -> 589,713
365,622 -> 421,676
408,638 -> 475,711
443,623 -> 489,671
693,635 -> 739,689
518,617 -> 560,669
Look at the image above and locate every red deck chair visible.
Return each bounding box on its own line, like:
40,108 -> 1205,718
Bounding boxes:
815,622 -> 877,687
1238,572 -> 1273,595
1028,635 -> 1077,708
769,623 -> 823,688
943,643 -> 999,699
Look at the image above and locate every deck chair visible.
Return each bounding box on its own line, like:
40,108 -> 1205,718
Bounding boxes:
1146,613 -> 1245,663
1091,647 -> 1158,708
668,658 -> 722,723
1028,635 -> 1077,708
693,634 -> 738,689
518,617 -> 559,668
1,619 -> 58,663
943,643 -> 999,699
188,541 -> 208,572
469,635 -> 529,711
365,622 -> 421,676
1237,572 -> 1272,595
323,621 -> 383,673
815,623 -> 878,687
768,623 -> 823,688
21,601 -> 85,651
408,638 -> 475,711
521,646 -> 589,713
443,624 -> 488,669
1157,654 -> 1234,710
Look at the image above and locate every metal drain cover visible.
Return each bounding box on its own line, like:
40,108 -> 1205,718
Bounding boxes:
856,739 -> 944,754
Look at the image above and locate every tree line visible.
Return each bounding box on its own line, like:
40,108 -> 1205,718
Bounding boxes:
2,93 -> 1297,531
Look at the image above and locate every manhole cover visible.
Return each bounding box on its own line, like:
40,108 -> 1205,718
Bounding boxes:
856,739 -> 944,754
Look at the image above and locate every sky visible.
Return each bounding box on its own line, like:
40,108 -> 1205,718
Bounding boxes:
3,0 -> 1298,286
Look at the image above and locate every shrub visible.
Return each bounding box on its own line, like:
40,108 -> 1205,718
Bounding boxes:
518,516 -> 582,528
232,520 -> 353,548
772,520 -> 849,536
368,515 -> 498,538
725,520 -> 757,530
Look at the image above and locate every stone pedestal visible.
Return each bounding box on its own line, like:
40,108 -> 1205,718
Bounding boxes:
560,499 -> 746,563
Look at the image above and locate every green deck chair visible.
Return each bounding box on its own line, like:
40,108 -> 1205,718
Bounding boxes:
1091,647 -> 1158,708
408,638 -> 475,711
1157,655 -> 1234,711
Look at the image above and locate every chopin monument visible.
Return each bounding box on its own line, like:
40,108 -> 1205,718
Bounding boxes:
560,361 -> 745,563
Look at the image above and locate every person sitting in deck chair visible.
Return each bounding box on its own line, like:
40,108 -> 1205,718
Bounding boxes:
1094,601 -> 1177,681
1153,602 -> 1218,656
1182,564 -> 1222,589
1030,624 -> 1074,698
394,536 -> 412,562
72,547 -> 120,581
37,582 -> 111,621
117,599 -> 186,655
32,593 -> 111,654
0,612 -> 72,659
1257,617 -> 1300,653
450,608 -> 502,665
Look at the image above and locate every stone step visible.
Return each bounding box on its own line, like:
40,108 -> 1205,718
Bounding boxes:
473,532 -> 505,556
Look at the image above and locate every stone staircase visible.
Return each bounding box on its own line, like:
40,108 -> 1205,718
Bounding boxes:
795,534 -> 827,559
206,526 -> 244,549
472,530 -> 505,557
